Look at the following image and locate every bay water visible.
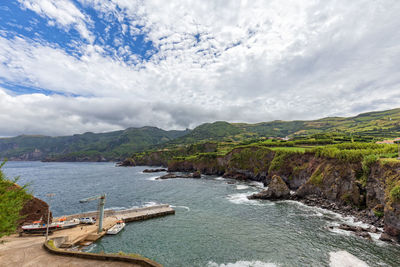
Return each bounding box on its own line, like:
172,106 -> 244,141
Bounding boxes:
4,161 -> 400,267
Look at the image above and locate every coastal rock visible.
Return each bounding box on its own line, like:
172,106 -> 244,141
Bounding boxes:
157,172 -> 200,180
143,168 -> 167,173
337,223 -> 376,240
248,175 -> 289,200
192,171 -> 201,178
356,231 -> 371,239
116,158 -> 136,167
379,232 -> 394,242
19,196 -> 52,226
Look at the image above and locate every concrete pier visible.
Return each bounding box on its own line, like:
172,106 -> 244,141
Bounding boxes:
53,204 -> 175,248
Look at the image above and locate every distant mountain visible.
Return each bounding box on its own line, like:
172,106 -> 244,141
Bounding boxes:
241,108 -> 400,138
166,108 -> 400,144
0,127 -> 189,161
168,121 -> 246,144
1,108 -> 399,161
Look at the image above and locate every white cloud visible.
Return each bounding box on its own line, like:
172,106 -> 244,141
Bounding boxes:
18,0 -> 94,42
1,0 -> 400,136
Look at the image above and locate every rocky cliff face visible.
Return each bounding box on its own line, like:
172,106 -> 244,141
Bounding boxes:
164,147 -> 400,241
19,196 -> 52,226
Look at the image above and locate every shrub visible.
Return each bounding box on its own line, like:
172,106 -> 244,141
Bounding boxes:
373,210 -> 384,218
0,161 -> 32,238
360,154 -> 378,187
268,151 -> 289,172
390,185 -> 400,202
309,167 -> 324,185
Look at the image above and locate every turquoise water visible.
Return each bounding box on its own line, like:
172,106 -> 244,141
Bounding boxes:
4,161 -> 400,267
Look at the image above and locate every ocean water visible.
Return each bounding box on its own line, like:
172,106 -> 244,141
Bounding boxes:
3,161 -> 400,267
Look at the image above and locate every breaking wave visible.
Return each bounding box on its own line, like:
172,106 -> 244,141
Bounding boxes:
329,251 -> 369,267
226,193 -> 274,206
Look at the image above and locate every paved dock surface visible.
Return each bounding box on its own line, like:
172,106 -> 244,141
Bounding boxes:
0,205 -> 174,266
55,205 -> 175,247
0,235 -> 139,267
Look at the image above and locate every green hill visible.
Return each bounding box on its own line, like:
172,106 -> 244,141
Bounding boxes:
168,121 -> 246,144
166,108 -> 400,145
1,108 -> 399,161
241,108 -> 400,138
0,127 -> 189,161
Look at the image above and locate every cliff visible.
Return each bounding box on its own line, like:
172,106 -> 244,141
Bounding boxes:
19,196 -> 52,227
162,146 -> 400,241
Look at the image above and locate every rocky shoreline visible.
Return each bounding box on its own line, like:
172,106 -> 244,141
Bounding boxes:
246,174 -> 390,242
120,145 -> 400,243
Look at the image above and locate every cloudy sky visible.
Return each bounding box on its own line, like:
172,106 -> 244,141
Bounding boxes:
1,0 -> 400,136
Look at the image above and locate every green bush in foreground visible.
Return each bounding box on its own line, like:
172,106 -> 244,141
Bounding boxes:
0,161 -> 31,238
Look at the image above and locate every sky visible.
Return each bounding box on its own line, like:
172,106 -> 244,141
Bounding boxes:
1,0 -> 400,136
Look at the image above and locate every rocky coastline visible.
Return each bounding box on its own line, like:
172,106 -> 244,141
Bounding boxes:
121,146 -> 400,243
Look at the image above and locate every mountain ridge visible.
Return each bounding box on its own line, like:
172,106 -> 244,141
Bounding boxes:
1,107 -> 399,161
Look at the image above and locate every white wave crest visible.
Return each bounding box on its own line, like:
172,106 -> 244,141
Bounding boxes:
236,185 -> 250,190
143,201 -> 159,207
282,200 -> 386,244
226,193 -> 274,206
106,206 -> 127,211
146,176 -> 159,181
249,181 -> 264,188
170,205 -> 190,211
129,201 -> 161,209
215,177 -> 225,180
208,260 -> 278,267
329,251 -> 369,267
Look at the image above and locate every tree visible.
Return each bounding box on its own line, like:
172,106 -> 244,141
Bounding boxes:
0,161 -> 31,238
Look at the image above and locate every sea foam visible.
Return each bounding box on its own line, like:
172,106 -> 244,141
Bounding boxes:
170,205 -> 190,211
236,184 -> 250,190
208,260 -> 278,267
226,193 -> 274,206
249,181 -> 264,188
329,251 -> 369,267
281,200 -> 385,244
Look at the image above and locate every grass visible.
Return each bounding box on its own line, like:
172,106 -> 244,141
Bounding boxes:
309,167 -> 324,185
380,158 -> 400,163
268,147 -> 307,153
390,185 -> 400,202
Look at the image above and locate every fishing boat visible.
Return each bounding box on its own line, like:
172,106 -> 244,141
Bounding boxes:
21,221 -> 60,234
106,220 -> 125,235
56,217 -> 80,229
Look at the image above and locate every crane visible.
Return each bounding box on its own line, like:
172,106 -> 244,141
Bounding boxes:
79,193 -> 106,234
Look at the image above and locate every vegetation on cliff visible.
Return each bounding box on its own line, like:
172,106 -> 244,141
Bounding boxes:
0,161 -> 32,238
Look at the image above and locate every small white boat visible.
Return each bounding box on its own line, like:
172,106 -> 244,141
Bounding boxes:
59,218 -> 80,229
54,217 -> 80,229
107,220 -> 125,235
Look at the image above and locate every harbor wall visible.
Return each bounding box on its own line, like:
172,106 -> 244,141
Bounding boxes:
44,239 -> 162,267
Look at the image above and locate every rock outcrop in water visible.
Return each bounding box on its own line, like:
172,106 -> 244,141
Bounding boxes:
143,168 -> 167,173
248,175 -> 289,200
138,146 -> 400,242
157,172 -> 201,180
